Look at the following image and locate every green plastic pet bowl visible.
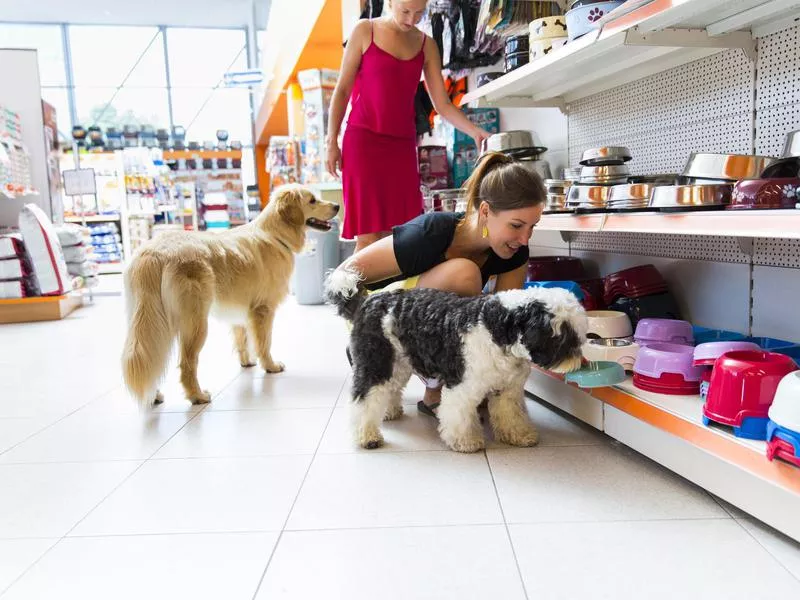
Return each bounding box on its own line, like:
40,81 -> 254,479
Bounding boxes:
565,361 -> 626,388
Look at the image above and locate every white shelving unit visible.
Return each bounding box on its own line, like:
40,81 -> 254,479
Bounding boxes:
494,0 -> 800,543
538,209 -> 800,238
525,367 -> 800,542
461,0 -> 800,111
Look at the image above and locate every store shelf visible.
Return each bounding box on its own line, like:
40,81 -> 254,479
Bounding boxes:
526,366 -> 800,541
460,0 -> 798,109
97,263 -> 123,275
536,209 -> 800,238
64,215 -> 121,223
163,150 -> 242,160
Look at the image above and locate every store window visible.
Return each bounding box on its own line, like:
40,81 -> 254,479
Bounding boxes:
69,25 -> 169,130
0,23 -> 67,87
166,28 -> 252,145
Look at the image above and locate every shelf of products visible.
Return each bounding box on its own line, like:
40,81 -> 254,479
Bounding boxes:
1,105 -> 37,198
461,0 -> 796,109
537,209 -> 800,239
525,366 -> 800,541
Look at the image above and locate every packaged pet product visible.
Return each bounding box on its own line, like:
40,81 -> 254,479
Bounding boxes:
55,223 -> 90,248
0,233 -> 24,259
18,203 -> 71,296
0,280 -> 26,299
67,260 -> 99,278
62,244 -> 92,264
0,257 -> 29,280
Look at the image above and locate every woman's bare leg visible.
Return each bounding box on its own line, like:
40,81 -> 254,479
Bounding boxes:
354,231 -> 390,253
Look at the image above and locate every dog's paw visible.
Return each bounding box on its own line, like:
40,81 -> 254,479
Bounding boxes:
153,391 -> 165,405
446,436 -> 485,453
263,361 -> 285,374
384,404 -> 404,421
496,427 -> 539,448
358,427 -> 384,449
240,361 -> 257,368
189,390 -> 212,405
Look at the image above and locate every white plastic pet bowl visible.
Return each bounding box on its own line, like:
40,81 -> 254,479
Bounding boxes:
582,338 -> 640,371
586,310 -> 633,339
768,371 -> 800,432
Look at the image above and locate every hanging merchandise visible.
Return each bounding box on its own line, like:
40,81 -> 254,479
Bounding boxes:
266,136 -> 301,192
429,1 -> 502,71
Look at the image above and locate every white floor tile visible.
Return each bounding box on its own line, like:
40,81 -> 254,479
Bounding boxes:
208,371 -> 348,410
72,456 -> 311,536
317,404 -> 448,453
3,533 -> 278,600
0,418 -> 53,454
155,409 -> 331,458
0,411 -> 192,463
80,386 -> 206,415
286,452 -> 502,530
256,525 -> 526,600
0,539 -> 58,594
0,462 -> 141,538
488,444 -> 727,523
739,518 -> 800,580
510,520 -> 800,599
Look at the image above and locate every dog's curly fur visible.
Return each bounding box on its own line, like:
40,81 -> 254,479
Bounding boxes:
121,184 -> 339,408
326,267 -> 588,452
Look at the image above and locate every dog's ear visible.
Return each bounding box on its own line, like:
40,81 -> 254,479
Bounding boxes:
275,188 -> 306,228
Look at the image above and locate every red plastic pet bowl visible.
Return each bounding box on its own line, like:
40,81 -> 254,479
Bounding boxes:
633,371 -> 701,395
703,351 -> 797,440
527,256 -> 586,282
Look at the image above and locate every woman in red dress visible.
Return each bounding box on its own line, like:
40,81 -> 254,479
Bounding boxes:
326,0 -> 490,252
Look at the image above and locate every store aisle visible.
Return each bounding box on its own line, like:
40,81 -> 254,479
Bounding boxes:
1,297 -> 799,599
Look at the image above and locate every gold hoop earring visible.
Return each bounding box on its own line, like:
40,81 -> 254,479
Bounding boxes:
481,225 -> 489,239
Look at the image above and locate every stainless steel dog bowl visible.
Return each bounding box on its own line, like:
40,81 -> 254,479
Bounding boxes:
518,157 -> 552,180
681,153 -> 778,181
608,183 -> 659,203
486,130 -> 537,153
544,179 -> 572,195
649,184 -> 733,211
566,184 -> 613,209
783,130 -> 800,158
580,165 -> 630,182
580,146 -> 632,166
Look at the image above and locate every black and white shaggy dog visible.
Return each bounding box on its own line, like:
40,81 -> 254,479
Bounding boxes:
325,268 -> 588,453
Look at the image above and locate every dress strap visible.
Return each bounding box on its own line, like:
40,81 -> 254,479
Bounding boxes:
419,32 -> 426,53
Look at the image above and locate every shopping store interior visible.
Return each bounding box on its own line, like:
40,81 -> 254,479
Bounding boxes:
1,0 -> 800,598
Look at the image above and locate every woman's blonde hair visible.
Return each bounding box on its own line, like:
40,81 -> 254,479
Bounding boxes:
461,151 -> 546,221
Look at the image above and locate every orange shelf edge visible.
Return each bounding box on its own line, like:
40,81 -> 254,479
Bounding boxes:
530,366 -> 800,495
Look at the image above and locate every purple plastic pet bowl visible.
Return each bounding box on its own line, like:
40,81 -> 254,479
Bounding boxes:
634,318 -> 694,347
693,341 -> 762,366
633,342 -> 704,381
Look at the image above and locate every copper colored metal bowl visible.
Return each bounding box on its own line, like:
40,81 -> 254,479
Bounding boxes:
649,184 -> 733,211
682,153 -> 777,181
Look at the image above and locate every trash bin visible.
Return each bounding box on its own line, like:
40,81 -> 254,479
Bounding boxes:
292,219 -> 341,305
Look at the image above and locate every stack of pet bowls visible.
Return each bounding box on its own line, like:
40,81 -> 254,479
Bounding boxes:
632,319 -> 700,395
602,265 -> 680,326
692,341 -> 761,401
504,34 -> 530,73
543,179 -> 573,213
582,310 -> 639,371
566,1 -> 625,41
485,131 -> 551,180
649,152 -> 777,212
702,350 -> 797,439
767,371 -> 800,468
567,146 -> 632,212
528,15 -> 568,63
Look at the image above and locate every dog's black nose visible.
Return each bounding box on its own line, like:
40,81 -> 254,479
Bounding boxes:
333,204 -> 340,213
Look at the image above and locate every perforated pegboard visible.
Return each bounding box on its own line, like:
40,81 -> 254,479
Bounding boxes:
568,48 -> 755,173
755,26 -> 800,156
569,232 -> 750,264
754,238 -> 800,268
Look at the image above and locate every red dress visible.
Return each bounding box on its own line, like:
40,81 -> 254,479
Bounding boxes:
341,24 -> 425,239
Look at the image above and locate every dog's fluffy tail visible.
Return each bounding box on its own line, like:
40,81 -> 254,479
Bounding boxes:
324,264 -> 367,321
121,253 -> 173,407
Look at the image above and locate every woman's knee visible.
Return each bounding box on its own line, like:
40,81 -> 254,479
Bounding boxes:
420,258 -> 482,296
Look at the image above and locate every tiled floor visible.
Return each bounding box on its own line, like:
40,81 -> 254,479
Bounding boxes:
1,294 -> 799,599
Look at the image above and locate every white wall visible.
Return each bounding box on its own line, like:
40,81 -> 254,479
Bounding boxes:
500,107 -> 569,179
0,48 -> 51,228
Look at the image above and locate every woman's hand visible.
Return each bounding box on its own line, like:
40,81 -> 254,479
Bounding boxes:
471,128 -> 492,151
326,140 -> 342,179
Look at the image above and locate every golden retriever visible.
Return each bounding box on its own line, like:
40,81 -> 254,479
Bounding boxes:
121,184 -> 340,407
